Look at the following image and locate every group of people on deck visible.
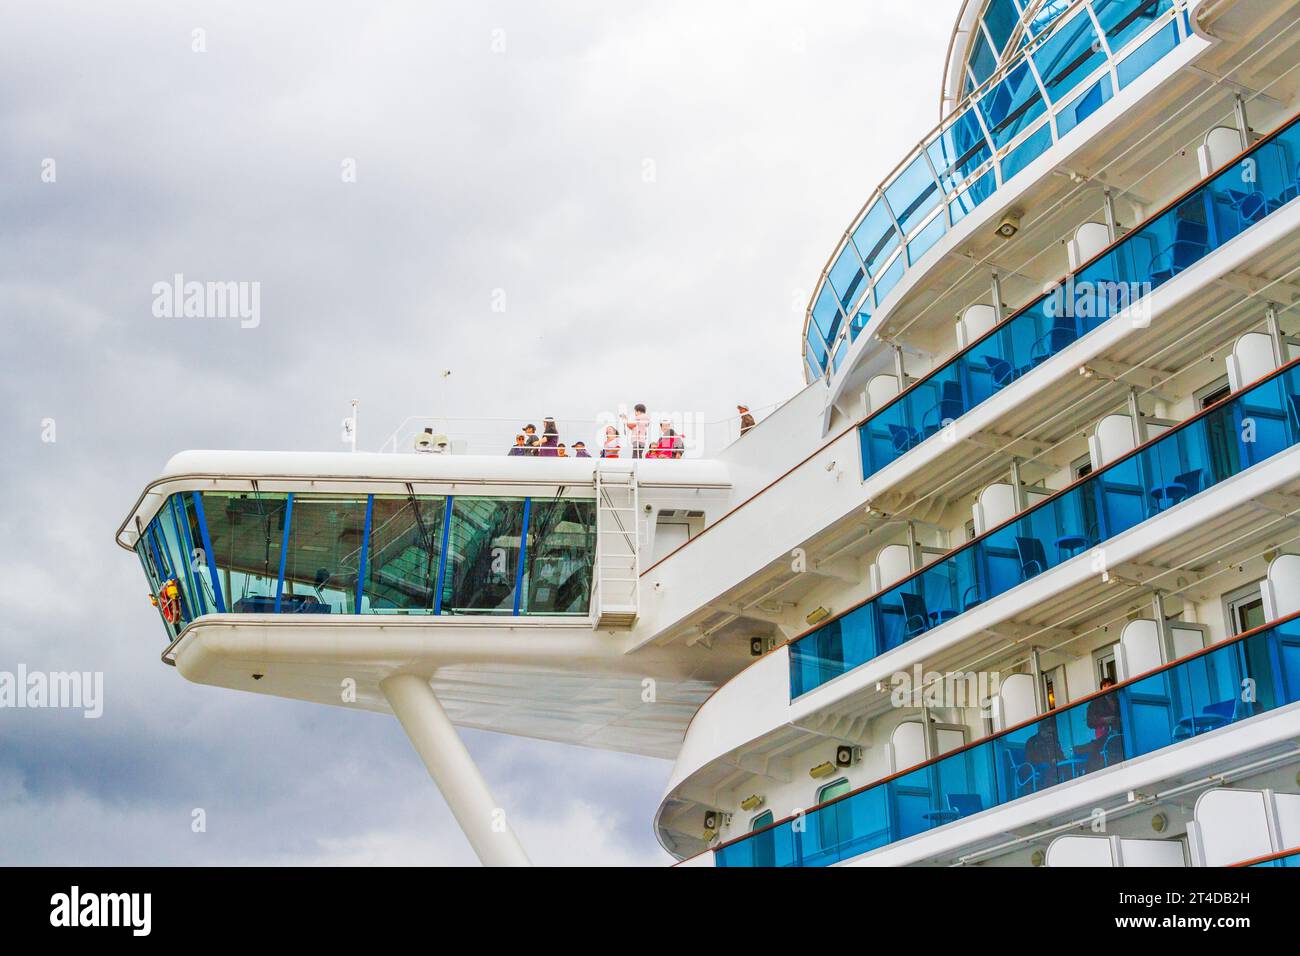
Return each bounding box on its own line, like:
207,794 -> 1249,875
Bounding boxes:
506,403 -> 756,459
508,418 -> 591,458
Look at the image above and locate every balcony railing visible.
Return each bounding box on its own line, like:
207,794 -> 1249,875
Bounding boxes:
717,612 -> 1300,867
858,107 -> 1300,479
792,356 -> 1300,698
805,0 -> 1192,382
1240,847 -> 1300,868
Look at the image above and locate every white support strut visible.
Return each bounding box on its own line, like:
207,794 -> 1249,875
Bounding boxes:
380,673 -> 530,867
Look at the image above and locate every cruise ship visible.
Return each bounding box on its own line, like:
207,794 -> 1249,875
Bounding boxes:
118,0 -> 1300,868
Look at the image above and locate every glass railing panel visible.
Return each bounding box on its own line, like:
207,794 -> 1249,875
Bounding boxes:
1026,0 -> 1074,38
887,152 -> 945,236
805,324 -> 828,374
950,168 -> 999,224
1057,74 -> 1114,137
908,212 -> 949,266
1249,848 -> 1300,867
858,110 -> 1300,481
969,26 -> 999,88
851,200 -> 899,279
928,107 -> 994,193
978,60 -> 1048,150
808,2 -> 1196,388
808,362 -> 1300,697
1095,0 -> 1174,57
1116,17 -> 1180,89
810,283 -> 843,348
727,618 -> 1300,866
828,244 -> 868,310
1032,7 -> 1106,105
1001,122 -> 1054,182
983,0 -> 1021,54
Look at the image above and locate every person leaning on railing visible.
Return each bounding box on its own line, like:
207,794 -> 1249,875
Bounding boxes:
601,425 -> 621,458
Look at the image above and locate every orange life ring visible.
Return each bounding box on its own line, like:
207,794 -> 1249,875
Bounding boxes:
158,579 -> 181,624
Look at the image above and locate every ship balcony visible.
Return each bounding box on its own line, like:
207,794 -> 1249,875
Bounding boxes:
806,0 -> 1300,397
857,105 -> 1300,485
792,354 -> 1300,697
703,613 -> 1300,867
805,0 -> 1211,383
656,355 -> 1300,859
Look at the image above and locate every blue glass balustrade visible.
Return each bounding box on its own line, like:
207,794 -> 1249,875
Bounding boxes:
806,0 -> 1189,382
859,109 -> 1300,479
720,614 -> 1300,867
1248,847 -> 1300,868
134,491 -> 596,637
795,358 -> 1300,697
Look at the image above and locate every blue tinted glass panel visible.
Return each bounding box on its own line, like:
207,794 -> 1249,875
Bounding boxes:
886,152 -> 944,236
522,498 -> 595,614
1032,10 -> 1105,104
851,201 -> 899,278
982,0 -> 1019,53
1094,0 -> 1172,54
1025,0 -> 1072,36
908,211 -> 947,265
927,107 -> 992,191
441,497 -> 526,614
871,253 -> 906,307
1057,75 -> 1113,137
969,29 -> 997,88
1001,122 -> 1054,181
1117,20 -> 1179,89
828,245 -> 868,310
810,283 -> 843,344
978,61 -> 1047,149
363,495 -> 446,613
850,296 -> 873,341
950,168 -> 998,224
806,325 -> 828,371
831,339 -> 848,372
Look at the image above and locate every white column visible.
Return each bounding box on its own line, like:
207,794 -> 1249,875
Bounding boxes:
381,673 -> 530,867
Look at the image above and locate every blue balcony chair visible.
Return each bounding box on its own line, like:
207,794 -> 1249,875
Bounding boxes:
1004,746 -> 1041,797
948,793 -> 984,818
1015,536 -> 1048,581
1147,217 -> 1210,285
887,423 -> 922,455
1030,315 -> 1079,365
900,592 -> 932,639
961,583 -> 982,611
921,380 -> 965,436
923,792 -> 985,826
983,355 -> 1027,390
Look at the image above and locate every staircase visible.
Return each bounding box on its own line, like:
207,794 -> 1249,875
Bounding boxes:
593,461 -> 640,628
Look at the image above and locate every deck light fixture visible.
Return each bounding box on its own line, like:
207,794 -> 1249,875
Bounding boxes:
809,761 -> 837,779
806,606 -> 831,626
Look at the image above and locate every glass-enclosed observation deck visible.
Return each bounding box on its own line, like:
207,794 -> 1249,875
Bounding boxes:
803,0 -> 1191,383
134,490 -> 596,641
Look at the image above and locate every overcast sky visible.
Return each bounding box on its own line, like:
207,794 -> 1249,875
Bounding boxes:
0,0 -> 960,865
